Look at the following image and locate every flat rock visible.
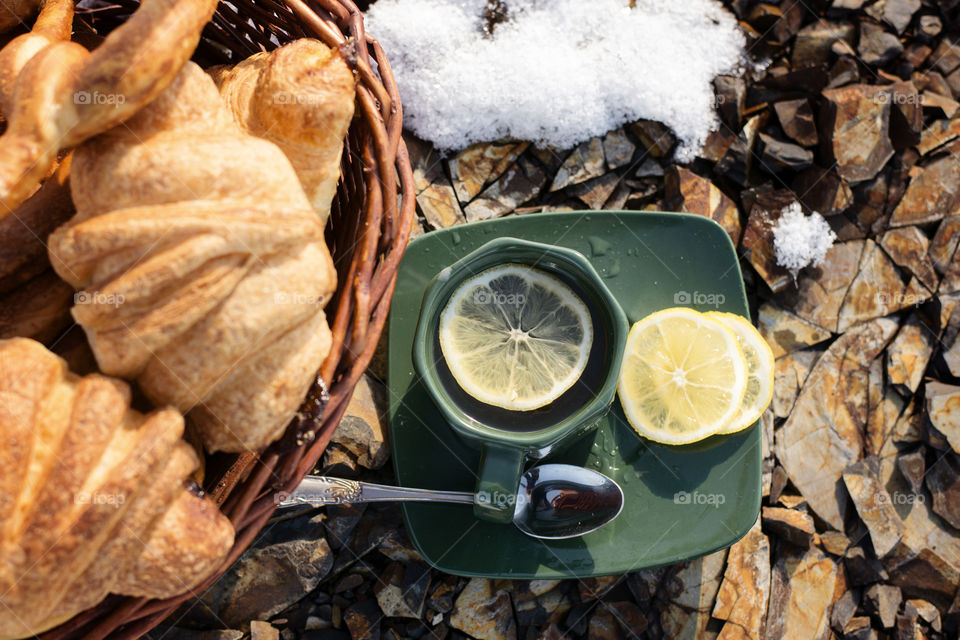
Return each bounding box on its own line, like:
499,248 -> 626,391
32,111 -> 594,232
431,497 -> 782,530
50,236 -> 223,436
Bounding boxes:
374,561 -> 429,618
821,84 -> 896,183
759,133 -> 814,172
845,545 -> 889,586
464,156 -> 547,222
714,75 -> 746,130
906,599 -> 940,631
758,303 -> 832,358
917,119 -> 960,156
194,513 -> 334,627
587,607 -> 622,640
550,138 -> 605,191
333,374 -> 389,469
762,506 -> 816,547
775,99 -> 818,147
773,349 -> 822,419
343,600 -> 380,640
924,381 -> 960,454
764,547 -> 839,640
570,173 -> 620,210
602,128 -> 636,170
889,155 -> 960,227
865,584 -> 903,628
922,90 -> 960,118
713,518 -> 770,640
794,167 -> 853,216
660,550 -> 727,640
776,317 -> 898,529
885,314 -> 935,394
879,227 -> 938,292
858,21 -> 904,66
628,120 -> 676,158
837,239 -> 906,332
793,20 -> 856,67
932,36 -> 960,74
250,622 -> 279,640
741,193 -> 796,293
449,141 -> 528,204
898,451 -> 925,495
604,602 -> 647,637
925,454 -> 960,530
878,0 -> 921,33
407,136 -> 465,229
785,240 -> 864,332
887,548 -> 960,610
830,590 -> 859,633
843,456 -> 907,558
889,81 -> 923,151
842,616 -> 875,640
578,575 -> 623,601
664,166 -> 741,244
449,578 -> 517,640
820,531 -> 852,557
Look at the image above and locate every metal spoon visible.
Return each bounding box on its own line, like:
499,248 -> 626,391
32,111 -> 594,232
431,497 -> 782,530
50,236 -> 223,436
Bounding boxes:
278,464 -> 624,539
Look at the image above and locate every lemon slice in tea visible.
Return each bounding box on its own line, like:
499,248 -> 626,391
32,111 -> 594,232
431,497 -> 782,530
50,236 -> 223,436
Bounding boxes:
617,307 -> 747,445
438,264 -> 593,411
706,311 -> 775,434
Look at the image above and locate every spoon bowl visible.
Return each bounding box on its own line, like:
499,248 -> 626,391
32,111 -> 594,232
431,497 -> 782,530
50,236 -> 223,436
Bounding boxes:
514,464 -> 624,539
280,463 -> 624,539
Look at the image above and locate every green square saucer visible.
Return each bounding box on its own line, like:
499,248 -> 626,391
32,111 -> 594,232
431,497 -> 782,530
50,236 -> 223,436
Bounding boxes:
387,211 -> 761,579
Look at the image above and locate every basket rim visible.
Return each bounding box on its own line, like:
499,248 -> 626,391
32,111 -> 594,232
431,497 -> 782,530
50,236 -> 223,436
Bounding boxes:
36,0 -> 415,637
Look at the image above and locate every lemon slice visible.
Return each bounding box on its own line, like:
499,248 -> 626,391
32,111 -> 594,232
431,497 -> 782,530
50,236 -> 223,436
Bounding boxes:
438,264 -> 593,411
617,307 -> 747,445
707,311 -> 775,434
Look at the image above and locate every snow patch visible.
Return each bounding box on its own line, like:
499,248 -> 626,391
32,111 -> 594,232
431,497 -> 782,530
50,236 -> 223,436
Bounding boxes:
773,203 -> 837,278
365,0 -> 746,159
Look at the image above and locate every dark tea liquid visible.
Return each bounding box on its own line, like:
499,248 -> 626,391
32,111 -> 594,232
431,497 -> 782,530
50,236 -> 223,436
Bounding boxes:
434,269 -> 611,432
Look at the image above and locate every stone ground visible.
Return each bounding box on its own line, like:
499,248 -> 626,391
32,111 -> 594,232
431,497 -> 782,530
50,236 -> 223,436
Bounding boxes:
149,1 -> 960,639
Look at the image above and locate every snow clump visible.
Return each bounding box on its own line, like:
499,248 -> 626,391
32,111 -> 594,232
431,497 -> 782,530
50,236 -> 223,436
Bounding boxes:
365,0 -> 747,160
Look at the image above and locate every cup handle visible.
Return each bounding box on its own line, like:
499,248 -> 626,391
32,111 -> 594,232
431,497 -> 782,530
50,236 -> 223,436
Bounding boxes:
474,443 -> 526,524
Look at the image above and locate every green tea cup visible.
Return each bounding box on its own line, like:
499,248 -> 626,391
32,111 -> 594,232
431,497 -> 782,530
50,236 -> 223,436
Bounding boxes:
412,237 -> 629,524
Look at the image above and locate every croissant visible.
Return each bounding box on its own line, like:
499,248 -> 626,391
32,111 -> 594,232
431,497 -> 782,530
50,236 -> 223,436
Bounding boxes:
0,155 -> 75,342
49,62 -> 337,453
0,338 -> 234,639
211,38 -> 356,224
0,0 -> 217,213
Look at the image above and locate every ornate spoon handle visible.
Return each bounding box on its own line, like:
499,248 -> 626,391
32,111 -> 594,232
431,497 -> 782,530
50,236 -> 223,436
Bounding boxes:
277,475 -> 476,507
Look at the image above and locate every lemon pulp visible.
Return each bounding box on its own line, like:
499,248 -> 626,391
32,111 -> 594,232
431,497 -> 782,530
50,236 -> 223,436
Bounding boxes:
438,264 -> 593,411
617,307 -> 748,445
706,311 -> 775,434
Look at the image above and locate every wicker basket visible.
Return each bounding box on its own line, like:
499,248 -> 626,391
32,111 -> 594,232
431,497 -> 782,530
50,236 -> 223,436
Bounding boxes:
38,1 -> 415,637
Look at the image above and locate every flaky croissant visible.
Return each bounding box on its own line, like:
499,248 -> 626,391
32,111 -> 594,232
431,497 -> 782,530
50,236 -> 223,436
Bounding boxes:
211,38 -> 356,225
49,62 -> 337,453
0,338 -> 234,639
0,0 -> 217,213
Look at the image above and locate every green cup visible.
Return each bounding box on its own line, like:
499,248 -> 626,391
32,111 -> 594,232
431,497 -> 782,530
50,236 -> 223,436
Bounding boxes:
412,237 -> 629,524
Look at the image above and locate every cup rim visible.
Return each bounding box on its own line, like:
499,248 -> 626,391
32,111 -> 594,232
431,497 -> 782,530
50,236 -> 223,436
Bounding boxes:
412,236 -> 629,449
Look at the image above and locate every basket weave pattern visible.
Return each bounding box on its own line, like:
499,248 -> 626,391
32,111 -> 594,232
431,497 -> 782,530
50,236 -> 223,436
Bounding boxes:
38,0 -> 415,637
